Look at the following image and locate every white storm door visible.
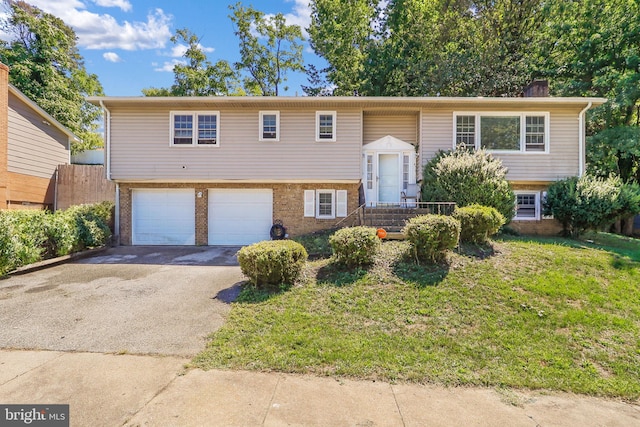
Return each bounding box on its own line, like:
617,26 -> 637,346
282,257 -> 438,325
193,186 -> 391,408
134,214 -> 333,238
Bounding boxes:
378,153 -> 400,203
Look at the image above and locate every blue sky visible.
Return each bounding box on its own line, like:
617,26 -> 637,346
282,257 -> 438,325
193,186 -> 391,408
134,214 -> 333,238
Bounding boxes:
23,0 -> 321,96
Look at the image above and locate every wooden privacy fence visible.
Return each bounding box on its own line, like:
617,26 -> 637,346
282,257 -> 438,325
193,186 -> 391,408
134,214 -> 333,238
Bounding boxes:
56,164 -> 115,211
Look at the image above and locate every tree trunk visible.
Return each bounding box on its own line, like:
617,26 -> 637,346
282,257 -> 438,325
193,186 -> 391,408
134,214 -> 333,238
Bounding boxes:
613,219 -> 622,234
622,215 -> 635,236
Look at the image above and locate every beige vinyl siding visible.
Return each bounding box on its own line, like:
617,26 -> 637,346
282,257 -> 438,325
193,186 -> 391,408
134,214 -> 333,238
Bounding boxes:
421,107 -> 583,182
7,93 -> 69,178
363,113 -> 418,144
109,107 -> 362,181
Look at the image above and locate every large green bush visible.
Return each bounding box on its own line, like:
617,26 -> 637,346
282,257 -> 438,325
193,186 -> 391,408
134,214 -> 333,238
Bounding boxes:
329,226 -> 380,267
421,149 -> 516,221
0,210 -> 47,275
543,175 -> 629,237
453,204 -> 505,244
237,240 -> 308,289
402,214 -> 461,263
0,202 -> 114,276
64,202 -> 114,249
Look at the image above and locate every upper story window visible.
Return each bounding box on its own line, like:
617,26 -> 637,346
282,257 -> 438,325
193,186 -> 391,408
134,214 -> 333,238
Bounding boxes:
454,113 -> 549,153
316,111 -> 336,142
259,111 -> 280,141
170,111 -> 219,146
455,115 -> 475,149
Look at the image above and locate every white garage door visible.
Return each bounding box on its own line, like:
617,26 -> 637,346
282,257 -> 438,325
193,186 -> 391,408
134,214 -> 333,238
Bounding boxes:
209,189 -> 273,245
132,189 -> 195,245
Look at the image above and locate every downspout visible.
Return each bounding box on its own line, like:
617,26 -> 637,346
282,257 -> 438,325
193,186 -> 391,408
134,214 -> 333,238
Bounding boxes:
99,100 -> 111,180
115,183 -> 120,244
100,100 -> 118,243
53,167 -> 58,211
578,101 -> 592,176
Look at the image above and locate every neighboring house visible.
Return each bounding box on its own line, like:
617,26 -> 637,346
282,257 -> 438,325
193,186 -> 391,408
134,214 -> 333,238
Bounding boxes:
0,63 -> 78,210
88,94 -> 605,246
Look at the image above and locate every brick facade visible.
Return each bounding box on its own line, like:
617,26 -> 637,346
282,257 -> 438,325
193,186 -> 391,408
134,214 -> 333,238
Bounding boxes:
118,182 -> 360,245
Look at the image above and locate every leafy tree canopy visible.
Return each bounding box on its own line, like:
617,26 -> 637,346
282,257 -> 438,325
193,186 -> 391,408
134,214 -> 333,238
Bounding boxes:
229,2 -> 304,96
142,28 -> 242,97
0,0 -> 104,153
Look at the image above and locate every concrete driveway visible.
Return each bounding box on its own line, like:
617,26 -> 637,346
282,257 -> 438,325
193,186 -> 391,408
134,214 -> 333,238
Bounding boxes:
0,246 -> 244,356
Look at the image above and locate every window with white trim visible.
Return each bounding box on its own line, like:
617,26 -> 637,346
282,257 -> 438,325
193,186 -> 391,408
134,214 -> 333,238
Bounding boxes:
316,111 -> 336,142
366,155 -> 373,190
171,111 -> 219,146
317,190 -> 334,218
514,191 -> 540,220
403,154 -> 410,190
455,115 -> 475,149
454,113 -> 549,153
259,111 -> 279,141
303,189 -> 347,219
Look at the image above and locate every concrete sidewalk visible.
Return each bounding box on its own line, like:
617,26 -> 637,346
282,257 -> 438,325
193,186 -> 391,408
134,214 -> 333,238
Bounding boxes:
1,350 -> 638,426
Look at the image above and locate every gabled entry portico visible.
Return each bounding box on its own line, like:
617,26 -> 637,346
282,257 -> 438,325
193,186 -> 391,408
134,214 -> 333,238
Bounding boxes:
362,135 -> 417,206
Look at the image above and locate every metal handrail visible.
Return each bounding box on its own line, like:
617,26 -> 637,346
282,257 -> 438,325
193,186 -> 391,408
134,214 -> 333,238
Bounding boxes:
334,203 -> 366,228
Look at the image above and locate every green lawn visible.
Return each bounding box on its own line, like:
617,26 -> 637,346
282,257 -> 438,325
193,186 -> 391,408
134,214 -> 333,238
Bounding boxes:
192,232 -> 640,399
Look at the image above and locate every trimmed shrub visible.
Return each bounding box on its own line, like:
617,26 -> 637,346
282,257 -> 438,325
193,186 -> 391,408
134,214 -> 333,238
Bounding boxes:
402,214 -> 461,263
329,226 -> 380,267
543,175 -> 623,237
421,149 -> 516,221
237,240 -> 308,289
453,204 -> 505,244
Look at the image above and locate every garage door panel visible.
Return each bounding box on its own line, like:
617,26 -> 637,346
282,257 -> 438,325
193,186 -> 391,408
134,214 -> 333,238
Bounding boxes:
208,189 -> 272,245
132,189 -> 195,245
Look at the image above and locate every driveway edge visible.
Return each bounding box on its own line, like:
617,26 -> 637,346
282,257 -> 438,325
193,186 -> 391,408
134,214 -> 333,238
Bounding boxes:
6,246 -> 110,277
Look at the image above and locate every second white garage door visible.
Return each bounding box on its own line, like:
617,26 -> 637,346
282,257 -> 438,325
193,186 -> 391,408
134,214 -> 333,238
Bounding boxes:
208,189 -> 273,245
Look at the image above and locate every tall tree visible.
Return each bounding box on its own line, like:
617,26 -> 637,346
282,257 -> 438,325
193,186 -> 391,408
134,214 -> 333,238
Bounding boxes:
538,0 -> 640,128
308,0 -> 377,96
0,0 -> 103,153
143,28 -> 240,97
229,3 -> 304,96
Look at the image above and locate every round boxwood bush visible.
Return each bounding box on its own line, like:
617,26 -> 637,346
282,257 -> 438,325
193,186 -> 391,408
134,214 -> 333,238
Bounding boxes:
329,226 -> 380,267
237,240 -> 308,289
453,204 -> 505,244
402,214 -> 460,263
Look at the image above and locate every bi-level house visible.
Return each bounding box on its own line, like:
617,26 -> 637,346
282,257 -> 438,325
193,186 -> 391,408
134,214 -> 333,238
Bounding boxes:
0,63 -> 77,210
89,93 -> 605,246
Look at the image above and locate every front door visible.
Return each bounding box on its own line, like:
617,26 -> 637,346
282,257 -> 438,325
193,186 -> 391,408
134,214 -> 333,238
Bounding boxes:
378,153 -> 400,203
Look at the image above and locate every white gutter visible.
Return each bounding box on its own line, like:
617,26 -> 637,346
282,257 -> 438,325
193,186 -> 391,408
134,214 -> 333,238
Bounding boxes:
99,100 -> 111,180
578,101 -> 593,176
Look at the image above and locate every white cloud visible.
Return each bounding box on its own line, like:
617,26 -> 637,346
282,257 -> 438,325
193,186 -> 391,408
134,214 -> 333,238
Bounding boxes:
92,0 -> 132,12
154,59 -> 186,72
263,0 -> 311,38
283,0 -> 312,37
102,52 -> 122,62
27,1 -> 173,51
167,43 -> 214,58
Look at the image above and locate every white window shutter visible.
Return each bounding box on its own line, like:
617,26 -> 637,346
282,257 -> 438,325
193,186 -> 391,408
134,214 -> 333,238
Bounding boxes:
304,190 -> 315,217
336,190 -> 347,217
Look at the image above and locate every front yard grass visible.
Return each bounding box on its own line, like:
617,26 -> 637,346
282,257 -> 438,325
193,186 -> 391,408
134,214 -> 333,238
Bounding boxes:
193,232 -> 640,399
